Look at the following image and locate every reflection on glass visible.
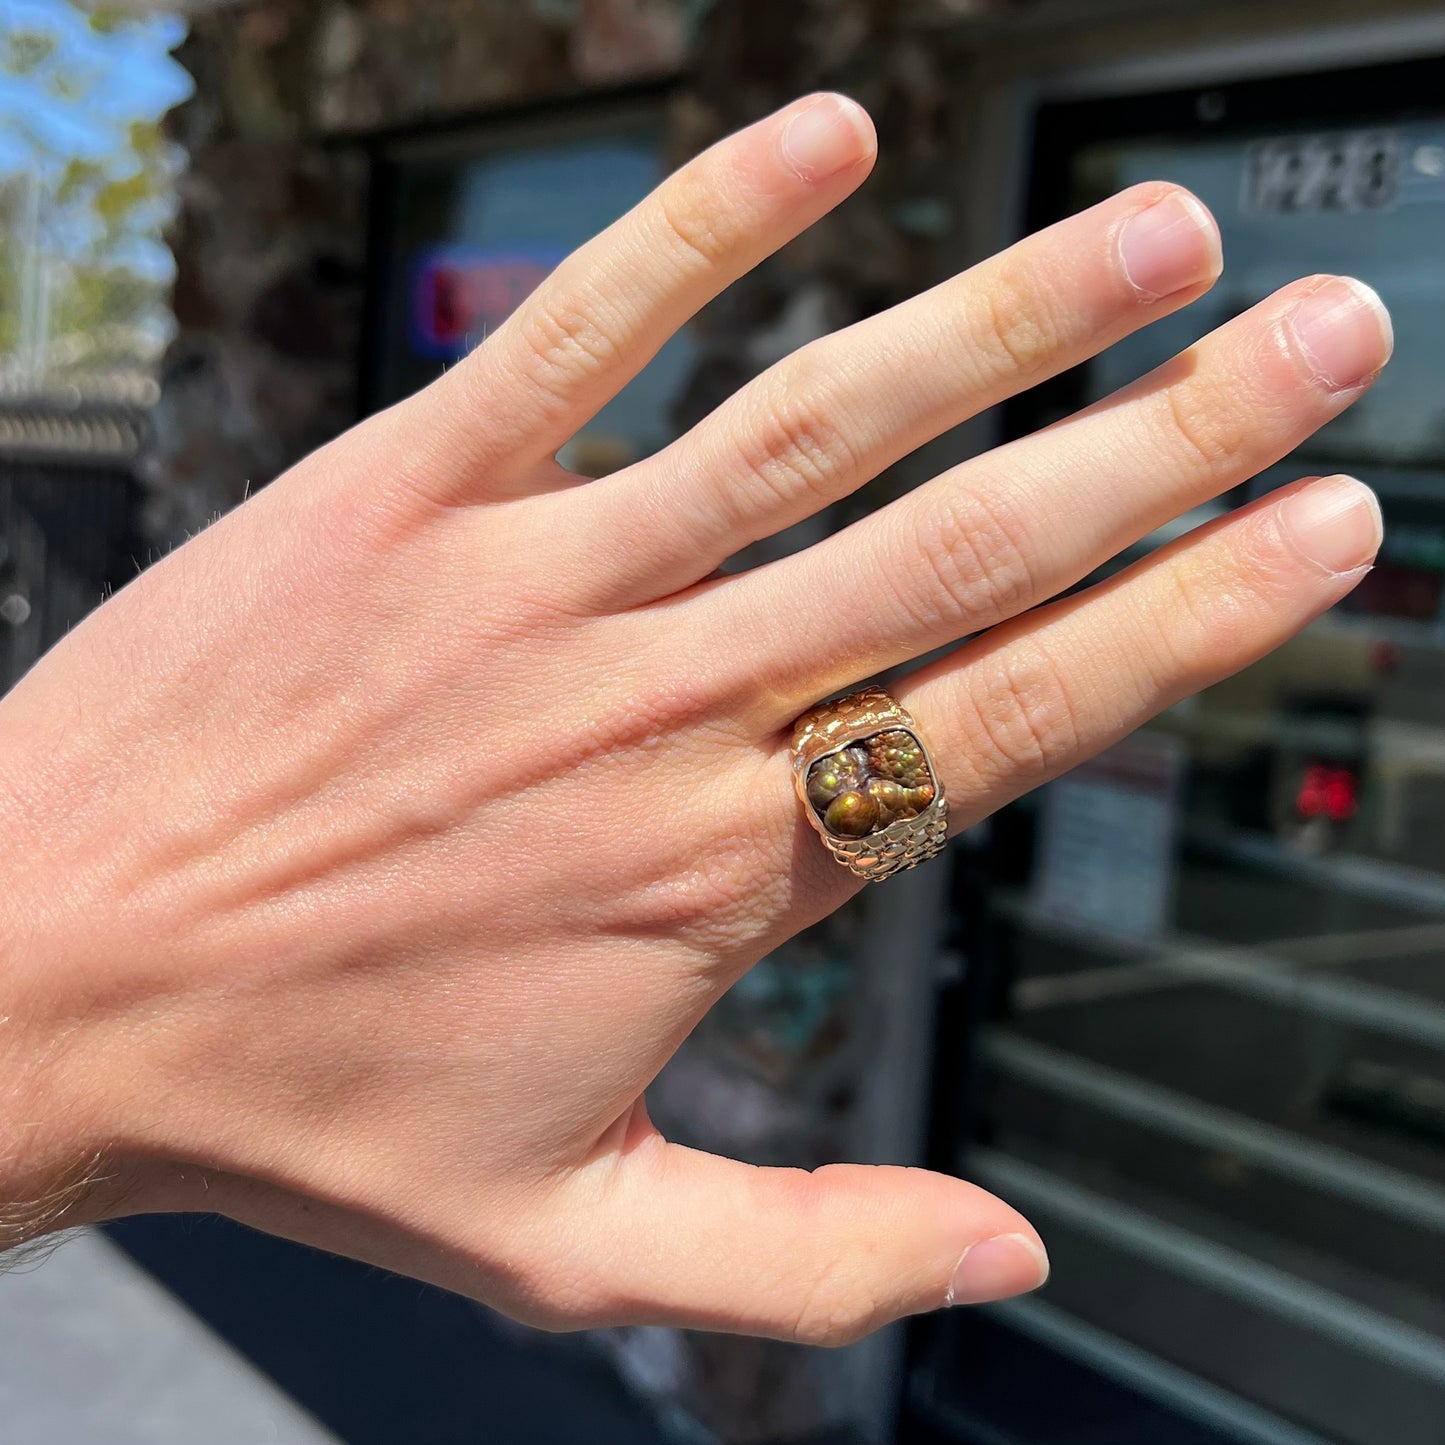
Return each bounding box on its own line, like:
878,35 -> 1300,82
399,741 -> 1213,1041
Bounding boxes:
968,115 -> 1445,1445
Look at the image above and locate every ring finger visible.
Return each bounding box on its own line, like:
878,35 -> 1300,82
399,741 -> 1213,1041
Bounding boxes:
895,471 -> 1381,825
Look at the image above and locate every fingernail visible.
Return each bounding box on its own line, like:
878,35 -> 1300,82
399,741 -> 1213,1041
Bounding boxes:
1277,474 -> 1383,575
1117,191 -> 1221,299
947,1232 -> 1050,1307
1286,277 -> 1393,391
781,94 -> 870,181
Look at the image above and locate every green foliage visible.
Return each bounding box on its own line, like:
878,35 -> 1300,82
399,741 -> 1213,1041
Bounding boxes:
94,166 -> 154,227
86,4 -> 135,35
2,29 -> 59,74
0,0 -> 191,386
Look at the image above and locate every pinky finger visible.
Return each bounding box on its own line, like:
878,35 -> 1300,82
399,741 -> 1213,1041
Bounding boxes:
899,473 -> 1382,824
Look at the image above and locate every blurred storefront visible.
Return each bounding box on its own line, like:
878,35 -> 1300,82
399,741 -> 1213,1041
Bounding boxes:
908,33 -> 1445,1445
128,1 -> 1445,1442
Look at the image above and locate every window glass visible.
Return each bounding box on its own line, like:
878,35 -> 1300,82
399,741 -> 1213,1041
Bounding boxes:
963,112 -> 1445,1445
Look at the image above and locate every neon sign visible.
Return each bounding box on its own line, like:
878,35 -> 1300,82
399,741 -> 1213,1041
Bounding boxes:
410,245 -> 564,359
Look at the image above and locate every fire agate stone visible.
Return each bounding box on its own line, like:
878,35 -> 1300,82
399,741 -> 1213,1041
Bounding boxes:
804,729 -> 936,839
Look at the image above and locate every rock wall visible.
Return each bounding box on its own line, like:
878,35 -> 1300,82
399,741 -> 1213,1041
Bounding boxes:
147,3 -> 365,541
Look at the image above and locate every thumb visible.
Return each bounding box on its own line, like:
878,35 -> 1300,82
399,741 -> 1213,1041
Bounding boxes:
561,1140 -> 1049,1345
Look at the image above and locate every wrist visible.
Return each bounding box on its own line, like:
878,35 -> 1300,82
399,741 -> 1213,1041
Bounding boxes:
1,896 -> 105,1248
0,734 -> 158,1246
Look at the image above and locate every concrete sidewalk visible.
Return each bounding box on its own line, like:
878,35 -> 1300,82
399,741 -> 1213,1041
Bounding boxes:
0,1229 -> 337,1445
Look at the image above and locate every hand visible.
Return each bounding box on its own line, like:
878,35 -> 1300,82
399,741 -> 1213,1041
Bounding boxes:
0,93 -> 1388,1343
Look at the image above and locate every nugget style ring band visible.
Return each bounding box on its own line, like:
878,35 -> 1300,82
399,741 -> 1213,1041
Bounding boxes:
791,686 -> 949,881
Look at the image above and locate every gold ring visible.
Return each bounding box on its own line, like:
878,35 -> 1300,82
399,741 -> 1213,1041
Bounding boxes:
791,686 -> 949,881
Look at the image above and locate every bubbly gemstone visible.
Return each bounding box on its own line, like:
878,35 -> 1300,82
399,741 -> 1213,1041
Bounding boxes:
824,788 -> 878,837
805,729 -> 936,839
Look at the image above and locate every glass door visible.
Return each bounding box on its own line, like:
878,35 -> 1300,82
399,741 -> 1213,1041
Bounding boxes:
911,56 -> 1445,1445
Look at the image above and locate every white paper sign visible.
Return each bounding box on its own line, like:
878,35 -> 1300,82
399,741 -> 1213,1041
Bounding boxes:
1031,732 -> 1184,942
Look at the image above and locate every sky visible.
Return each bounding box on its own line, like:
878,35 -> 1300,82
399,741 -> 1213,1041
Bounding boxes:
0,0 -> 192,277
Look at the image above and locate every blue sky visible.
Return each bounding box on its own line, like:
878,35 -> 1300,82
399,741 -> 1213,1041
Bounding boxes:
1,0 -> 192,275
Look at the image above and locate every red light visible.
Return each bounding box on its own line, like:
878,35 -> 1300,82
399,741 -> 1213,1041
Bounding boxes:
431,267 -> 466,346
1324,774 -> 1358,821
1295,765 -> 1358,822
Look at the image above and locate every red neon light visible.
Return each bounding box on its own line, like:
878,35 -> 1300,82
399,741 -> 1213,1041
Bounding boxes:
1295,764 -> 1359,823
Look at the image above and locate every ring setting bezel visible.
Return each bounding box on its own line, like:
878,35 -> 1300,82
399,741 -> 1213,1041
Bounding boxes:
790,689 -> 950,881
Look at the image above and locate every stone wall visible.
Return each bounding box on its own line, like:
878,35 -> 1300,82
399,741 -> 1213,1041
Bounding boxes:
147,3 -> 365,542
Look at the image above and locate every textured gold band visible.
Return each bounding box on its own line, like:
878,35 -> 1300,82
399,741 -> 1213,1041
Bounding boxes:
791,686 -> 949,882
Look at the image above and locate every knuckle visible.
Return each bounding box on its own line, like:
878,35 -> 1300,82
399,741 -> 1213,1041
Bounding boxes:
653,177 -> 738,270
1156,552 -> 1252,671
518,1270 -> 616,1334
963,640 -> 1083,781
511,285 -> 621,403
792,1301 -> 880,1349
736,379 -> 859,510
908,487 -> 1037,630
1161,372 -> 1249,477
762,1169 -> 886,1347
970,270 -> 1063,378
442,1217 -> 618,1334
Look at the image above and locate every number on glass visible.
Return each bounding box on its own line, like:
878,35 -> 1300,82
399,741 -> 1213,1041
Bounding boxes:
1244,130 -> 1401,214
